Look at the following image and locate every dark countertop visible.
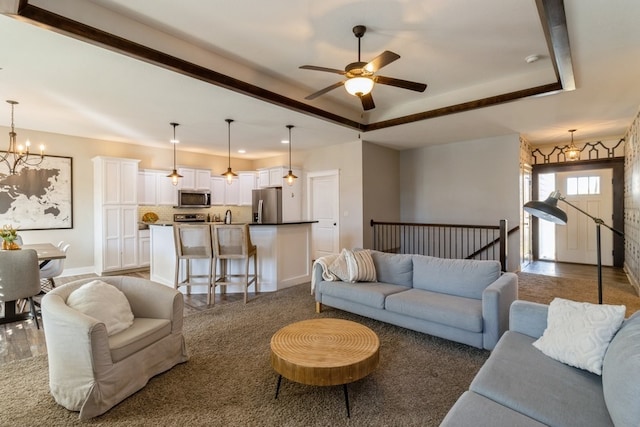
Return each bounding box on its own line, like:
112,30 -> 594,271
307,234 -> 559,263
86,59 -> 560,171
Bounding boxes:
148,221 -> 317,227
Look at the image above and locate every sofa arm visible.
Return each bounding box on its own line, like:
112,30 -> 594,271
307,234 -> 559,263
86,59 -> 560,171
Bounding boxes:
509,300 -> 549,339
313,262 -> 325,300
481,272 -> 518,350
41,293 -> 112,411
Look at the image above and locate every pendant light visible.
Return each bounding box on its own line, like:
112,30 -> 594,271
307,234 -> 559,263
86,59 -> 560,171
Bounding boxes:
566,129 -> 579,161
221,118 -> 237,184
166,122 -> 183,186
283,125 -> 298,186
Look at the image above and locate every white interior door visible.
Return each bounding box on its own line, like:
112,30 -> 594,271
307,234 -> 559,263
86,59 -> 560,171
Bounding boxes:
556,169 -> 613,266
307,170 -> 339,260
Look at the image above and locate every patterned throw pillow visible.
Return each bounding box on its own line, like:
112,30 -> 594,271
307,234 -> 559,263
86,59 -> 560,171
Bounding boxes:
532,298 -> 626,375
328,249 -> 377,283
346,249 -> 377,282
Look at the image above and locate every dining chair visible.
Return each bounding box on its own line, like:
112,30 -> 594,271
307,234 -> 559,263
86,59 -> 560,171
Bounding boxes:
40,243 -> 70,291
0,249 -> 41,328
211,223 -> 258,304
173,224 -> 214,304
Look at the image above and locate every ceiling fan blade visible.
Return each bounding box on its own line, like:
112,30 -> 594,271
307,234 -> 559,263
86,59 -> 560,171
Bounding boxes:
299,65 -> 346,75
375,75 -> 427,92
360,93 -> 375,110
364,51 -> 400,73
305,81 -> 345,100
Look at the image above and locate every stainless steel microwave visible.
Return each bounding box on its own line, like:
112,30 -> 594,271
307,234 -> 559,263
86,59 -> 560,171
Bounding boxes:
177,190 -> 211,208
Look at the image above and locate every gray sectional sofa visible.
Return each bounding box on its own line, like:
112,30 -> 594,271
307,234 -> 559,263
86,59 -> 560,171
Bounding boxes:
313,250 -> 518,350
441,300 -> 640,427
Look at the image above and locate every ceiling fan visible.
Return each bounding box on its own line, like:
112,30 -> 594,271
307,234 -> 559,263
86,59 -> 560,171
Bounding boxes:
300,25 -> 427,111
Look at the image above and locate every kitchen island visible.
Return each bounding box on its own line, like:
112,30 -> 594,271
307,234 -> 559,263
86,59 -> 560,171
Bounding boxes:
149,222 -> 315,295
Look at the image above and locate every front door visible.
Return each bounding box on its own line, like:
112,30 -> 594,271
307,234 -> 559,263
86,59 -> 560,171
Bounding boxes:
555,169 -> 614,266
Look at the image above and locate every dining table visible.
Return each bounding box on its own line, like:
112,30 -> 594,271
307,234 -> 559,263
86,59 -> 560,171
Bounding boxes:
0,243 -> 67,325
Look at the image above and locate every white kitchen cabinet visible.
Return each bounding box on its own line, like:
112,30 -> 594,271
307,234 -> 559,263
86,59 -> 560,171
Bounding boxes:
138,170 -> 178,206
137,171 -> 157,206
157,173 -> 179,205
138,228 -> 150,267
210,176 -> 225,205
238,171 -> 256,206
178,167 -> 211,190
93,156 -> 140,275
257,169 -> 270,188
225,177 -> 240,205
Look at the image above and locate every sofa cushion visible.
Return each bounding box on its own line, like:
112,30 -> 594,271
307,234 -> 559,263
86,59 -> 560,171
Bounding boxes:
532,298 -> 625,375
412,256 -> 500,299
108,318 -> 171,363
370,251 -> 413,287
441,391 -> 547,427
385,288 -> 483,332
470,331 -> 613,427
602,311 -> 640,427
317,280 -> 409,309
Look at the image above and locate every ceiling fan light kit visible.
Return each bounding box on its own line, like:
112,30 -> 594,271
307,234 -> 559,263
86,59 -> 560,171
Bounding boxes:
344,76 -> 374,96
300,25 -> 427,111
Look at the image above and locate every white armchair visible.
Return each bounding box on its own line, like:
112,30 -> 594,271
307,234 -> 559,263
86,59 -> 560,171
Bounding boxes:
41,276 -> 189,420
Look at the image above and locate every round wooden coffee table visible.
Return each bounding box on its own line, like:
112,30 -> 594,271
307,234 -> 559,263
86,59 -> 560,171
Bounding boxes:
270,318 -> 380,417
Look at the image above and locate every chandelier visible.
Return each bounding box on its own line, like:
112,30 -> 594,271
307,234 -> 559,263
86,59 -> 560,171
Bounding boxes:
566,129 -> 579,161
2,100 -> 45,175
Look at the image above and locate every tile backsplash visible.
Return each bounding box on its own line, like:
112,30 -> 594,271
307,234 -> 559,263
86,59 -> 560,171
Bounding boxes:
138,205 -> 252,223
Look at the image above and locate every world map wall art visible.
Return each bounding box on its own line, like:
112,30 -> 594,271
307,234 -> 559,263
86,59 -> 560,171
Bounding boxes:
0,154 -> 72,230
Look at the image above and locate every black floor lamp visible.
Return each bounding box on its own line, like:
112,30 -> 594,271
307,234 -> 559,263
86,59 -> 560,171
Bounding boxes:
524,190 -> 624,304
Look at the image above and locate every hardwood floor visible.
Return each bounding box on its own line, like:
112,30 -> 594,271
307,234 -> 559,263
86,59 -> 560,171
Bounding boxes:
0,270 -> 249,365
521,260 -> 631,288
1,263 -> 634,365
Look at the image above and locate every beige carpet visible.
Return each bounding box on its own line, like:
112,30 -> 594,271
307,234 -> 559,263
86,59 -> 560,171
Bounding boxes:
1,273 -> 639,426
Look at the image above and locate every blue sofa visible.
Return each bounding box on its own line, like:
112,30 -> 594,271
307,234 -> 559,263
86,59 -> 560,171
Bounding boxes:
313,250 -> 518,350
441,300 -> 640,427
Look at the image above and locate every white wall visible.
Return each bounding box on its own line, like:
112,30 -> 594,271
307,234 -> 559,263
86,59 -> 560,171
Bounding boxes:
362,141 -> 401,249
299,139 -> 364,250
400,134 -> 522,270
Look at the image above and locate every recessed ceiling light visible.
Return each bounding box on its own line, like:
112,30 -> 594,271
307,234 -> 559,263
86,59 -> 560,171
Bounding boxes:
281,139 -> 289,144
237,149 -> 246,154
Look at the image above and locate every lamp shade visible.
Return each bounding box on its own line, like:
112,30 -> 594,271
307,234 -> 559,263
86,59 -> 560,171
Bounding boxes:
524,192 -> 568,224
344,77 -> 374,96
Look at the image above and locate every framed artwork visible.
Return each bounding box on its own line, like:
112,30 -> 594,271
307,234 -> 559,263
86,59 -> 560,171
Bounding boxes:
0,153 -> 73,230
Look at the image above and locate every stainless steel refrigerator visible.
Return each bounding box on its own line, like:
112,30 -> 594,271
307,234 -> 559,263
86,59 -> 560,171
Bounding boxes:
252,187 -> 282,223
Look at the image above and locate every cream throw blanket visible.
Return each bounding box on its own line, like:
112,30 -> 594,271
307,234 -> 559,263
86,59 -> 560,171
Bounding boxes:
311,253 -> 339,294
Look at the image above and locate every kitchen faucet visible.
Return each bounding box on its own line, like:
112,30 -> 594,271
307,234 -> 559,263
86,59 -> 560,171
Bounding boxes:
224,209 -> 232,224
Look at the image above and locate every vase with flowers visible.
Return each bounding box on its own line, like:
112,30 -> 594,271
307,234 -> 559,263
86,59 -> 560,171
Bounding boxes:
1,224 -> 21,250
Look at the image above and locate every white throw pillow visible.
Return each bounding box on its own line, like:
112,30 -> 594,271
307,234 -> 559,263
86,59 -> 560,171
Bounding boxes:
532,298 -> 625,375
66,280 -> 134,336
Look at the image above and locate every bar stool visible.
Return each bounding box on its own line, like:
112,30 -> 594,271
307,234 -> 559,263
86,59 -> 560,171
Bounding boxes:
211,224 -> 257,304
173,224 -> 214,304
